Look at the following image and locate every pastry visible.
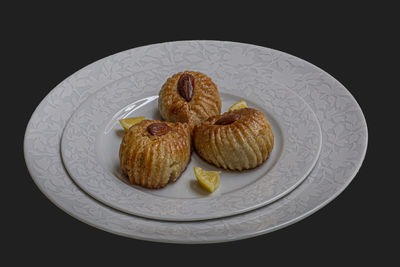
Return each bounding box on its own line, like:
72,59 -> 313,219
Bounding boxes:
193,108 -> 274,171
158,71 -> 221,130
119,120 -> 191,189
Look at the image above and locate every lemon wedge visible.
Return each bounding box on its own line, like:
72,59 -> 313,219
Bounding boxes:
228,100 -> 247,111
119,116 -> 146,130
194,167 -> 220,193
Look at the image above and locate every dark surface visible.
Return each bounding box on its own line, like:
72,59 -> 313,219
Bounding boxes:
5,2 -> 396,266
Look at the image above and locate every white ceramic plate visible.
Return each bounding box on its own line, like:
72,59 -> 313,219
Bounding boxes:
61,76 -> 321,221
24,41 -> 367,243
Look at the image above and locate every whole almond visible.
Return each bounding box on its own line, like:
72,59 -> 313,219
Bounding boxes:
214,113 -> 241,125
177,73 -> 194,102
147,123 -> 171,136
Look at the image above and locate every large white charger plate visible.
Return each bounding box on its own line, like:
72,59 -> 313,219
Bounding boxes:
61,75 -> 321,221
24,41 -> 367,243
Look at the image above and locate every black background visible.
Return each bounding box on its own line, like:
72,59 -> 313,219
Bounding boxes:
5,2 -> 397,265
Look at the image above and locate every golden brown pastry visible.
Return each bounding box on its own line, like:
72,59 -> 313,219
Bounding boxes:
119,120 -> 191,189
158,71 -> 222,130
193,108 -> 274,171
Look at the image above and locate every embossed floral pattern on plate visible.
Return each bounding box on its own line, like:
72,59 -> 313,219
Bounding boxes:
24,41 -> 367,243
61,77 -> 322,221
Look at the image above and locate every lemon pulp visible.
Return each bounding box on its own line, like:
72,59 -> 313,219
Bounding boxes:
228,100 -> 247,111
194,167 -> 220,193
119,117 -> 146,130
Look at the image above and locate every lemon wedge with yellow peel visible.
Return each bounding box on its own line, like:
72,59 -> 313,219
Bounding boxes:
119,116 -> 146,130
194,167 -> 220,193
228,100 -> 247,111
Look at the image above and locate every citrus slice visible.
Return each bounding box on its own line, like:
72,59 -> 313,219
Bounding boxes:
194,167 -> 220,193
228,100 -> 247,111
119,116 -> 146,130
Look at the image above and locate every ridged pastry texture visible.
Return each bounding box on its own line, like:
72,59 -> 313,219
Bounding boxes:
158,71 -> 222,130
119,120 -> 191,189
193,108 -> 274,171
